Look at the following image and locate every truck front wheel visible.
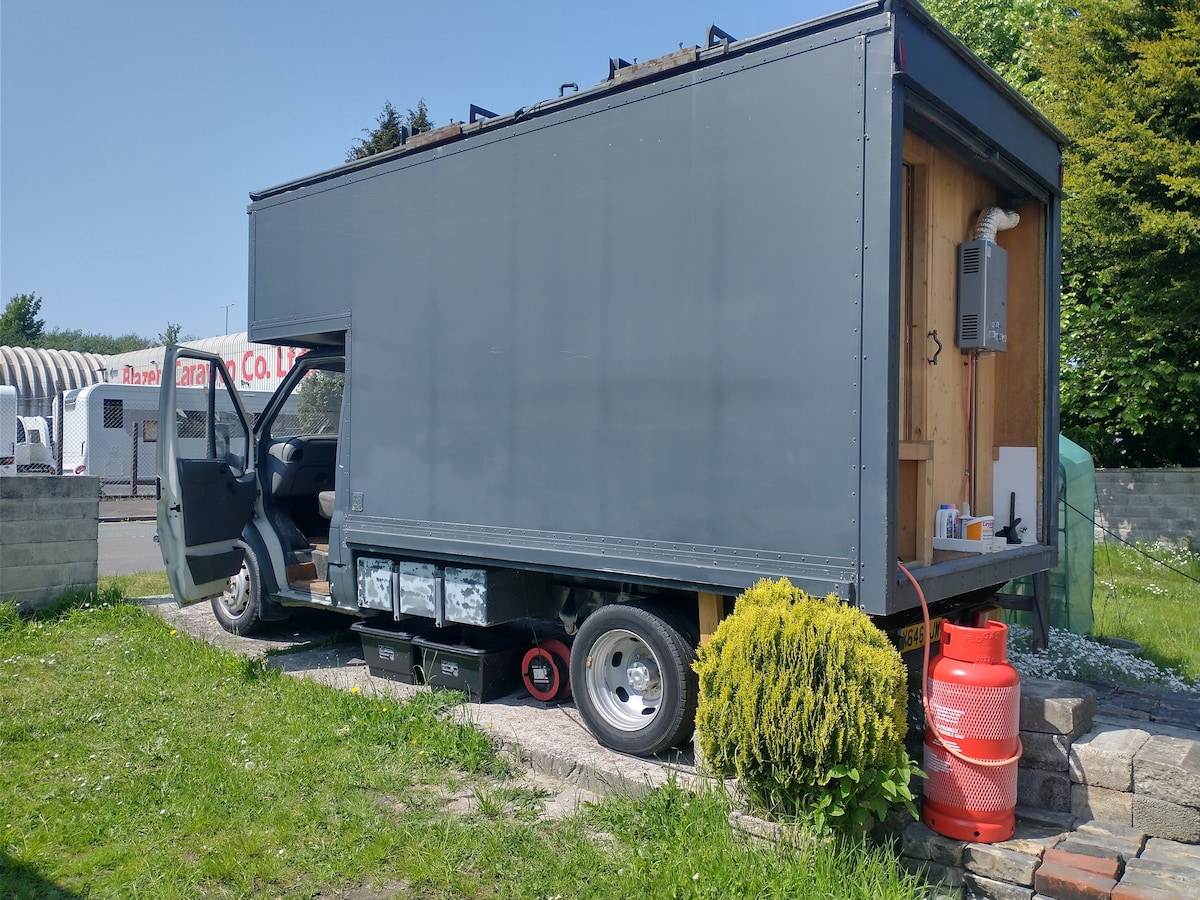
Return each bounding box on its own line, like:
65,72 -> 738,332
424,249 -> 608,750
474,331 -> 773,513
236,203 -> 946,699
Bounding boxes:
570,603 -> 698,756
212,541 -> 266,636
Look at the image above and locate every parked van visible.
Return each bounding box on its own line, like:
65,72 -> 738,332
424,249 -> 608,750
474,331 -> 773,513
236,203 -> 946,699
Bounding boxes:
157,0 -> 1064,756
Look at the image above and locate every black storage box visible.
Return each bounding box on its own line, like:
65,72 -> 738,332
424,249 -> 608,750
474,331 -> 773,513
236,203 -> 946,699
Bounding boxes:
412,626 -> 523,701
352,620 -> 432,685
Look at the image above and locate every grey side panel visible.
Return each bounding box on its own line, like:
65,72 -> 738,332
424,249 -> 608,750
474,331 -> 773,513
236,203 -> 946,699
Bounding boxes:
894,6 -> 1062,195
281,36 -> 877,598
858,28 -> 904,616
248,203 -> 352,345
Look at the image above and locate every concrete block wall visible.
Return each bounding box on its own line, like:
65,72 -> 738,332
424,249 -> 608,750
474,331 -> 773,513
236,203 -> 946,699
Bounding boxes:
1094,468 -> 1200,547
0,476 -> 100,611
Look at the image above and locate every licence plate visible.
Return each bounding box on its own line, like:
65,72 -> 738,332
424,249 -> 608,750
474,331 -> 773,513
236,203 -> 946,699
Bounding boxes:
897,618 -> 942,654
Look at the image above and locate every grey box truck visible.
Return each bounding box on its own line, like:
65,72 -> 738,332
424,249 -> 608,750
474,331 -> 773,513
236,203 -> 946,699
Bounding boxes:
157,0 -> 1065,756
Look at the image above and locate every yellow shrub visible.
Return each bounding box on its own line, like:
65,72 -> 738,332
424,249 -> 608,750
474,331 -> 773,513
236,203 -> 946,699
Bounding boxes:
694,578 -> 910,815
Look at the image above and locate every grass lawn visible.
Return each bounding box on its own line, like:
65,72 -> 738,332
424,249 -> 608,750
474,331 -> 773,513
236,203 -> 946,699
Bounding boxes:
0,592 -> 924,900
1091,540 -> 1200,681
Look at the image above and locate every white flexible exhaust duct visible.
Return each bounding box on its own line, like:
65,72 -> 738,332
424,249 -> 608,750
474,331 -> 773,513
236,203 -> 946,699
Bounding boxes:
971,207 -> 1020,243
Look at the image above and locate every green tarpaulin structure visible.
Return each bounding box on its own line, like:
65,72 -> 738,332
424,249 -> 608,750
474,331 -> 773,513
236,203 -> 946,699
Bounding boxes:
1005,435 -> 1096,635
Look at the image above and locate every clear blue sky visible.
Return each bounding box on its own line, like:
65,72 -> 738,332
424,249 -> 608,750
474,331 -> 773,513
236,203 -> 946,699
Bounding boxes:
2,0 -> 844,342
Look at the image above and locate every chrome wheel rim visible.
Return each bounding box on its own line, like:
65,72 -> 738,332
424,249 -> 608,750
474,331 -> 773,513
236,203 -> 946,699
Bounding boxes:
220,562 -> 251,617
584,629 -> 663,732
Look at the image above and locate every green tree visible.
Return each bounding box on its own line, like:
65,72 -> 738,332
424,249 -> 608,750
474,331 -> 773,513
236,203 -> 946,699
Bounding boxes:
1,292 -> 46,346
157,322 -> 182,345
297,371 -> 344,433
922,0 -> 1071,101
40,328 -> 153,354
1035,0 -> 1200,466
346,99 -> 433,162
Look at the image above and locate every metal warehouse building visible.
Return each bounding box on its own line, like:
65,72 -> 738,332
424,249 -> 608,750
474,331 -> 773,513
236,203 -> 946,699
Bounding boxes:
0,346 -> 107,417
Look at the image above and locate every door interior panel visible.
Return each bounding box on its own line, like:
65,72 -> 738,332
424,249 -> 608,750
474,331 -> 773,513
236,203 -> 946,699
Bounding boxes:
177,457 -> 257,546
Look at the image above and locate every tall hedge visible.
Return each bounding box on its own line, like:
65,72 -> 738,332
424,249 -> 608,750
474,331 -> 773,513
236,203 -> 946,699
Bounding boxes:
694,579 -> 911,816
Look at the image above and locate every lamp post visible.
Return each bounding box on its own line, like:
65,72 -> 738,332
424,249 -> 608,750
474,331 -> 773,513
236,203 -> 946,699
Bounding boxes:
222,303 -> 236,334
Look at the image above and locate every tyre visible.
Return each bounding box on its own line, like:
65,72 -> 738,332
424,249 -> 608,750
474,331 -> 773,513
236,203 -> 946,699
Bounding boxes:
211,541 -> 267,636
570,602 -> 698,756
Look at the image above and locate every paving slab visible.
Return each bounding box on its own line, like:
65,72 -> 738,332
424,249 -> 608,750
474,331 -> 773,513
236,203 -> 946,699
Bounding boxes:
1112,872 -> 1193,900
1092,712 -> 1200,743
900,856 -> 964,889
1153,696 -> 1200,732
1020,679 -> 1097,739
1141,837 -> 1200,863
1014,805 -> 1077,833
903,821 -> 966,867
1021,730 -> 1071,772
1069,726 -> 1152,791
991,822 -> 1066,859
963,872 -> 1034,900
963,843 -> 1040,887
1075,820 -> 1147,844
1124,856 -> 1200,886
1018,768 -> 1072,812
1133,735 -> 1200,808
1056,833 -> 1143,867
1072,782 -> 1134,826
1132,794 -> 1200,843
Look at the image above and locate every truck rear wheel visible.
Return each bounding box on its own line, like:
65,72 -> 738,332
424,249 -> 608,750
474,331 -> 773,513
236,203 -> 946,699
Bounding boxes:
212,541 -> 266,636
570,603 -> 698,756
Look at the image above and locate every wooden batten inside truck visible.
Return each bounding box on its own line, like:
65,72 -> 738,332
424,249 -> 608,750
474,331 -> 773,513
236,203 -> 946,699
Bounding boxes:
156,0 -> 1064,756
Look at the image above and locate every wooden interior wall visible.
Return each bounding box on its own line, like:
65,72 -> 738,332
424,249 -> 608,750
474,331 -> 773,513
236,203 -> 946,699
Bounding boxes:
899,132 -> 1045,561
993,206 -> 1046,452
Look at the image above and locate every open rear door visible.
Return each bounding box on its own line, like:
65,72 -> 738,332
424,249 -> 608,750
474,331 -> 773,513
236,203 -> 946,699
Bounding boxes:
156,347 -> 256,605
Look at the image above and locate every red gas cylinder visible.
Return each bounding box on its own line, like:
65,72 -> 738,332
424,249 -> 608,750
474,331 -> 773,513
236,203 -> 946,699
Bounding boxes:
922,620 -> 1021,843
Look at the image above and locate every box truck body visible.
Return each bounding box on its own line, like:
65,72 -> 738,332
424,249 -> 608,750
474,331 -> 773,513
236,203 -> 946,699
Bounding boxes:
157,0 -> 1065,755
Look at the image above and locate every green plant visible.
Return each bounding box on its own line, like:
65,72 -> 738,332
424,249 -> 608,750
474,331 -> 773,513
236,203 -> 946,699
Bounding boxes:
584,779 -> 925,899
810,761 -> 923,835
694,578 -> 919,831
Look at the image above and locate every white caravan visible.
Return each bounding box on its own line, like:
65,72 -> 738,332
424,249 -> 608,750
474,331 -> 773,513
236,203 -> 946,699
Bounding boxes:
15,416 -> 55,472
0,386 -> 16,475
63,384 -> 279,483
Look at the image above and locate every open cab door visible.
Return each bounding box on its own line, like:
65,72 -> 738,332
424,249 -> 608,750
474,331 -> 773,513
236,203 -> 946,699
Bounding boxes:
156,347 -> 257,605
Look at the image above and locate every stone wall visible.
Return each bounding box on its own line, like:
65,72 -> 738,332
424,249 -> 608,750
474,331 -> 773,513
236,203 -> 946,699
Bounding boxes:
897,678 -> 1200,898
1094,468 -> 1200,547
0,476 -> 100,611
